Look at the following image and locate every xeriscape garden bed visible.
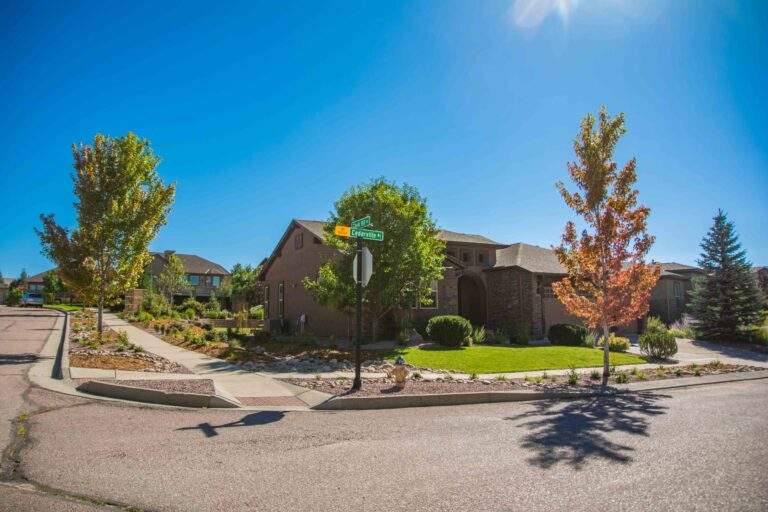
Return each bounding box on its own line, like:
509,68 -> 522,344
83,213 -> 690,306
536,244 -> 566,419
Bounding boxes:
69,310 -> 189,373
284,361 -> 763,397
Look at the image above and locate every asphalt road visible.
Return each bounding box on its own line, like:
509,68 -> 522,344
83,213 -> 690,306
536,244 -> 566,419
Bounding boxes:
2,307 -> 768,511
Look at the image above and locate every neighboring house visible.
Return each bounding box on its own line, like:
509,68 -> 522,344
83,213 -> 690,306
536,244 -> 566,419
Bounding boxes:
258,219 -> 702,339
0,277 -> 15,304
25,271 -> 47,294
149,251 -> 230,303
648,262 -> 704,324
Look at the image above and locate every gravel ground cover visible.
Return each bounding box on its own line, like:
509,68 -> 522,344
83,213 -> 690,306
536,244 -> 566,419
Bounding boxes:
284,362 -> 763,396
69,310 -> 190,373
73,378 -> 215,395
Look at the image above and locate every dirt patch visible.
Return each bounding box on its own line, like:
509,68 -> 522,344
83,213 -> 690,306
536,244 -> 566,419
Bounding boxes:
73,378 -> 215,395
70,354 -> 154,371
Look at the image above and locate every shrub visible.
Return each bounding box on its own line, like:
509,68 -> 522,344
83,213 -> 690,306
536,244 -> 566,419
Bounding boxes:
548,323 -> 587,346
638,330 -> 678,360
137,311 -> 154,324
426,315 -> 472,347
177,298 -> 205,316
471,326 -> 487,344
583,331 -> 598,348
567,365 -> 578,386
141,293 -> 171,318
182,308 -> 196,320
669,314 -> 697,340
589,369 -> 601,380
6,288 -> 22,306
615,372 -> 629,384
510,325 -> 531,345
249,305 -> 264,320
486,329 -> 509,344
743,324 -> 768,345
469,372 -> 479,380
596,333 -> 631,352
645,315 -> 667,334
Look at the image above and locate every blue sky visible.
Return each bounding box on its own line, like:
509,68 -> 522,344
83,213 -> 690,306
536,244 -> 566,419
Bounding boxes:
1,0 -> 766,278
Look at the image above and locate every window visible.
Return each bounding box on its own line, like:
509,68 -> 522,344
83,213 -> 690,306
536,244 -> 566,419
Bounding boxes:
264,285 -> 270,318
211,276 -> 221,288
278,282 -> 284,319
673,281 -> 682,299
295,233 -> 304,250
187,275 -> 200,285
461,251 -> 470,263
420,281 -> 438,309
477,252 -> 486,264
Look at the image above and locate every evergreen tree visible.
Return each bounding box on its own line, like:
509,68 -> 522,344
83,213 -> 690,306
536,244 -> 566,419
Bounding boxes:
689,210 -> 762,340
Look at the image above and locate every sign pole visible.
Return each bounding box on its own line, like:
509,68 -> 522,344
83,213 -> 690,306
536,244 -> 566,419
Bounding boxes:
352,236 -> 363,390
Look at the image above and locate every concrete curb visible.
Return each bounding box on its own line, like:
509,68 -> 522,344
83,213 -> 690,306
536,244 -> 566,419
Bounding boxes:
313,370 -> 768,410
75,380 -> 242,409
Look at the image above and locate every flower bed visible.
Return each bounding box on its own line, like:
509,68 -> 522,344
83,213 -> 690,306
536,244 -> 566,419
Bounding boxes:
284,361 -> 763,397
69,310 -> 189,373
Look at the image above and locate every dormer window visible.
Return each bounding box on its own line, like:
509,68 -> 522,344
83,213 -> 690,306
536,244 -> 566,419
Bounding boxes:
295,233 -> 304,250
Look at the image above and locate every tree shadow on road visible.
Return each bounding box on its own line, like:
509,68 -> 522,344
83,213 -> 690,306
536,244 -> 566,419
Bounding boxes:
176,411 -> 285,438
505,392 -> 669,469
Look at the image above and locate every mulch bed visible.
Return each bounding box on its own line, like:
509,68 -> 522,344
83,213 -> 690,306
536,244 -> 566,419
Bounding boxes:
73,378 -> 215,395
283,363 -> 764,397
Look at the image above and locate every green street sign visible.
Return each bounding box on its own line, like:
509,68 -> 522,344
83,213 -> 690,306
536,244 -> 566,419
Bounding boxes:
351,227 -> 384,241
351,215 -> 371,229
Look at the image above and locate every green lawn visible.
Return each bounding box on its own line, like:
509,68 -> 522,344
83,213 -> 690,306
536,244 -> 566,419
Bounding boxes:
389,344 -> 646,374
43,303 -> 83,312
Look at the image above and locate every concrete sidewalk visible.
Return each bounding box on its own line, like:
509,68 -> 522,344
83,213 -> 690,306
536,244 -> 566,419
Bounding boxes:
102,313 -> 330,410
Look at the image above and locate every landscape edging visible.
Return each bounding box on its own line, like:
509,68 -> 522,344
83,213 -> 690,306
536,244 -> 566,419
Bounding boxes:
313,370 -> 768,410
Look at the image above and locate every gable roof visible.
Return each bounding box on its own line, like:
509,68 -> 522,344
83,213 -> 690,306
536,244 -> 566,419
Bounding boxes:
437,229 -> 504,246
26,269 -> 56,284
658,262 -> 700,272
152,252 -> 229,275
493,243 -> 565,274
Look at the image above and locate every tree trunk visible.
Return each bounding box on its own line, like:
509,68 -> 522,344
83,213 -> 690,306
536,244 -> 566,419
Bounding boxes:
601,322 -> 611,389
97,276 -> 105,336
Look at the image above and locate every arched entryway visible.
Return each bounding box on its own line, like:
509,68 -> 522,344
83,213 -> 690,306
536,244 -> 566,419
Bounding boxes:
458,274 -> 486,326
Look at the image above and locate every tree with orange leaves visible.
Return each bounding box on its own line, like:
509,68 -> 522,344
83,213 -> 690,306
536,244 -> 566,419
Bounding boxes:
552,108 -> 660,387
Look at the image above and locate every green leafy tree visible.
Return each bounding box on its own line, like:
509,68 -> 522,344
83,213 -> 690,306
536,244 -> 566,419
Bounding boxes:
42,271 -> 65,303
230,263 -> 262,303
303,178 -> 444,340
156,253 -> 189,303
37,133 -> 175,333
6,287 -> 22,306
688,210 -> 763,340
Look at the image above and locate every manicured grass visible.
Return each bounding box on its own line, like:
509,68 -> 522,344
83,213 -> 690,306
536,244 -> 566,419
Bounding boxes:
44,303 -> 83,312
389,344 -> 646,374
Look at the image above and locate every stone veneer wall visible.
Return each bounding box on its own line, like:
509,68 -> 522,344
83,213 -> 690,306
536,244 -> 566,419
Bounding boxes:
486,267 -> 535,335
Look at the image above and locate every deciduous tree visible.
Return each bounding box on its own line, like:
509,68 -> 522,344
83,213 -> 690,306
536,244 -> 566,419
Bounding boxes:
37,133 -> 175,333
688,210 -> 763,340
156,253 -> 189,304
303,178 -> 444,340
552,108 -> 660,387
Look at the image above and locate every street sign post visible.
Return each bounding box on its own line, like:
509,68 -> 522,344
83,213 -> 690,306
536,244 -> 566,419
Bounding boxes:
335,215 -> 384,390
351,215 -> 371,229
353,246 -> 373,287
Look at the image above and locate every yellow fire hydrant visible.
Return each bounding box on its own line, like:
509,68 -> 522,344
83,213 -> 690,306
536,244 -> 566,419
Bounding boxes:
389,356 -> 409,388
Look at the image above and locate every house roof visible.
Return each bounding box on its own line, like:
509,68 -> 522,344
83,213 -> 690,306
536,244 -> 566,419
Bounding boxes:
294,219 -> 327,240
26,270 -> 55,284
152,252 -> 230,275
493,243 -> 566,274
1,277 -> 15,287
436,229 -> 504,246
658,262 -> 700,272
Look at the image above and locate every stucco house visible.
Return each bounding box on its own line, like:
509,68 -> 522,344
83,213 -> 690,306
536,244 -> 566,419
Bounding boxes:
258,218 -> 701,339
149,251 -> 230,304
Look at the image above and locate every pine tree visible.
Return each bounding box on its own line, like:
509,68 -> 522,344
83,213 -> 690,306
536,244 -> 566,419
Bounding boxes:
688,210 -> 762,340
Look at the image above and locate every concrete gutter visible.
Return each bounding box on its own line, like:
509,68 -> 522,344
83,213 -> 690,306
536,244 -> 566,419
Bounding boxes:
75,380 -> 241,408
314,369 -> 768,410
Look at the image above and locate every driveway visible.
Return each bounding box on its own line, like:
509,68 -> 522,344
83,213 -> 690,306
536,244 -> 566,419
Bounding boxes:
629,337 -> 768,367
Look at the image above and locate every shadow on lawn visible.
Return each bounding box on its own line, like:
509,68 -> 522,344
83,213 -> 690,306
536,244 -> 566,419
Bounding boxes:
506,392 -> 669,469
176,411 -> 285,438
